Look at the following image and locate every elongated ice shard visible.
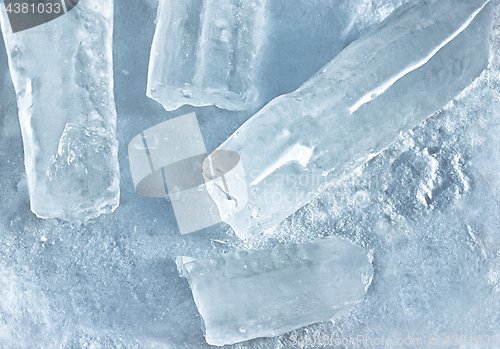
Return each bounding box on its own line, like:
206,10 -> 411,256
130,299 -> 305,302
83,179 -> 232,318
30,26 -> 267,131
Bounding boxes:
205,0 -> 493,239
177,236 -> 373,346
147,0 -> 266,111
0,1 -> 119,222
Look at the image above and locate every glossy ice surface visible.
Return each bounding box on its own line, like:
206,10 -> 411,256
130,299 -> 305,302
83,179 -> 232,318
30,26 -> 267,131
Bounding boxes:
177,236 -> 373,346
207,0 -> 493,240
147,0 -> 266,111
0,0 -> 119,222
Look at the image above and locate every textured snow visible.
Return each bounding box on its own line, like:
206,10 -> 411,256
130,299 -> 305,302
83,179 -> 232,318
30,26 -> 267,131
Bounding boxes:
0,0 -> 119,222
1,0 -> 500,348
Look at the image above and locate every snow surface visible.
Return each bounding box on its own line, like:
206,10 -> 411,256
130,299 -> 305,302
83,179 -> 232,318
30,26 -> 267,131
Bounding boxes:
1,0 -> 500,348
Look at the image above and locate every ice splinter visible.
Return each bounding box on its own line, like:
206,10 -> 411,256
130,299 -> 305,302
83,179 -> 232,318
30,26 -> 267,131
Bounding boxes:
205,0 -> 493,239
0,1 -> 120,222
177,235 -> 373,346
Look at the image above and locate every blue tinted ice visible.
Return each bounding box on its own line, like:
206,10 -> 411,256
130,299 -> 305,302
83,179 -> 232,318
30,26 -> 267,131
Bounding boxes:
147,0 -> 266,111
206,0 -> 493,239
0,1 -> 119,222
177,235 -> 373,346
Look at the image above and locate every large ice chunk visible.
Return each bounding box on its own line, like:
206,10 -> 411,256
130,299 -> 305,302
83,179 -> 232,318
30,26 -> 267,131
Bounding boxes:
147,0 -> 266,111
0,1 -> 119,222
205,0 -> 493,239
177,235 -> 373,346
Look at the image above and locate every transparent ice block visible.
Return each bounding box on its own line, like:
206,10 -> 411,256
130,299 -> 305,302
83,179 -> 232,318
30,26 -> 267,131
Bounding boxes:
177,235 -> 373,346
147,0 -> 266,111
0,1 -> 120,222
205,0 -> 493,239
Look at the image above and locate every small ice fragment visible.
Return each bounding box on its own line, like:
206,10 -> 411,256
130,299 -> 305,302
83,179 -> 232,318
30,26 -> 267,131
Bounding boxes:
147,0 -> 266,111
176,235 -> 373,346
0,1 -> 119,222
205,0 -> 493,239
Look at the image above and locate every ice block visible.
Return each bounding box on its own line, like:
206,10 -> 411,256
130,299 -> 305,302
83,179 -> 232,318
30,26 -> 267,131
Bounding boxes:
204,0 -> 493,239
147,0 -> 266,111
0,1 -> 120,222
177,235 -> 373,346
